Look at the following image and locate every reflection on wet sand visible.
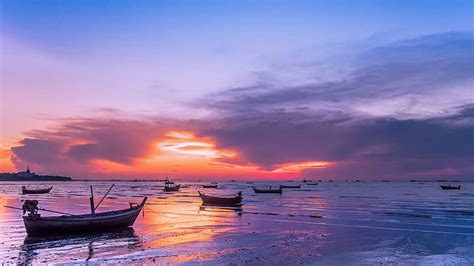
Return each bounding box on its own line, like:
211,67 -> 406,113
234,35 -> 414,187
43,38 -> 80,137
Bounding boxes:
18,228 -> 141,264
140,197 -> 239,250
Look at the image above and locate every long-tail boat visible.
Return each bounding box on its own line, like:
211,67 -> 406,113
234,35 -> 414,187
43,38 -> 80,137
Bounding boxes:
252,186 -> 282,194
8,184 -> 147,236
440,184 -> 461,190
279,184 -> 301,189
22,186 -> 53,195
198,191 -> 243,206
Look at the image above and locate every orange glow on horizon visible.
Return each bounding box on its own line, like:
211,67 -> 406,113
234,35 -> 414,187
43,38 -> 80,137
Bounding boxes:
3,130 -> 334,179
0,146 -> 15,172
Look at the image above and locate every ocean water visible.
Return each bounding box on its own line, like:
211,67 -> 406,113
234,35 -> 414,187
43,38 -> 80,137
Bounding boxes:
0,181 -> 473,265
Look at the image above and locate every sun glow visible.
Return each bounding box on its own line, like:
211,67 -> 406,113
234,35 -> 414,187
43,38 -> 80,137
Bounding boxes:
158,131 -> 235,159
271,161 -> 331,173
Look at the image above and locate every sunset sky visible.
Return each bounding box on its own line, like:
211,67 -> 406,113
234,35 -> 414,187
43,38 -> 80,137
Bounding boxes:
1,0 -> 473,180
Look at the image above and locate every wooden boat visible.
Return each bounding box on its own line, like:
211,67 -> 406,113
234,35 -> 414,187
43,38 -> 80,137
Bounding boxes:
164,183 -> 180,192
306,182 -> 319,186
198,191 -> 242,206
202,184 -> 218,188
162,178 -> 180,191
13,184 -> 147,236
252,186 -> 282,194
440,184 -> 461,190
22,186 -> 53,194
22,197 -> 147,236
279,184 -> 301,189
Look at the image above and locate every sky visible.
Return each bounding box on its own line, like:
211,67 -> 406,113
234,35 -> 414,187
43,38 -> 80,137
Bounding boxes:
0,0 -> 473,180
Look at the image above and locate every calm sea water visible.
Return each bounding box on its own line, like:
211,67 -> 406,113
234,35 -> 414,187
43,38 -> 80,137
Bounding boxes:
0,181 -> 473,265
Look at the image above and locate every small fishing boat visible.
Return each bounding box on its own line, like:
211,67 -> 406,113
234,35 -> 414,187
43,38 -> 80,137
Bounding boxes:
164,182 -> 180,192
21,198 -> 147,236
198,191 -> 243,206
306,182 -> 319,186
252,186 -> 282,194
22,186 -> 53,195
8,184 -> 147,236
279,184 -> 301,189
164,184 -> 180,192
440,184 -> 461,190
202,184 -> 218,188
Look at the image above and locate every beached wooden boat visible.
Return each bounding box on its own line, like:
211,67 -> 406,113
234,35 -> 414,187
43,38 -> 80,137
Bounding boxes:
279,184 -> 301,189
22,197 -> 147,236
440,184 -> 461,190
22,186 -> 53,194
202,184 -> 218,188
252,187 -> 282,194
198,191 -> 242,206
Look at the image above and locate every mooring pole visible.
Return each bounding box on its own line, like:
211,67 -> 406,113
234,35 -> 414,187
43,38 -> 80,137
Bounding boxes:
90,186 -> 95,215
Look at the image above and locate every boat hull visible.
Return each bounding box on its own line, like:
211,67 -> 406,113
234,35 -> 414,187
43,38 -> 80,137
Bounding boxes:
199,191 -> 242,206
23,197 -> 147,236
440,185 -> 461,190
22,187 -> 53,194
253,188 -> 282,194
163,184 -> 180,192
279,185 -> 301,189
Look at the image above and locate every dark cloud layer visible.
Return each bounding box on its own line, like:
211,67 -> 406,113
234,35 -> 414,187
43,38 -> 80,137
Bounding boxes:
200,106 -> 474,179
11,118 -> 174,176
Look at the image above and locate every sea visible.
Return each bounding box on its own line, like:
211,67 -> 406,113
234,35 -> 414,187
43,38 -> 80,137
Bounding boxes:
0,181 -> 473,265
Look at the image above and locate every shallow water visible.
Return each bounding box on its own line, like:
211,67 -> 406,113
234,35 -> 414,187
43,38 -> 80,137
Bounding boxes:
1,181 -> 473,264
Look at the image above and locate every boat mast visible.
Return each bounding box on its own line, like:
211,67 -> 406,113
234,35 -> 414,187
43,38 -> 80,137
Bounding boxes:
90,186 -> 95,215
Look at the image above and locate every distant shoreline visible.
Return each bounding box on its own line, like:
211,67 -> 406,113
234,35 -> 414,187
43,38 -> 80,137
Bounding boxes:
0,174 -> 72,182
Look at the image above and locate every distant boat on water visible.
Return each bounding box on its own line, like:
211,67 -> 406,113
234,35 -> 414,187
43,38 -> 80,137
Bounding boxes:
440,184 -> 461,190
253,186 -> 282,194
163,179 -> 180,191
279,184 -> 301,189
198,191 -> 242,206
202,184 -> 218,188
306,182 -> 319,186
22,186 -> 53,195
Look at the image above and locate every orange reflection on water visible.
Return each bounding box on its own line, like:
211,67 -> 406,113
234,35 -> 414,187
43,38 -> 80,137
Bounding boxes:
138,195 -> 236,252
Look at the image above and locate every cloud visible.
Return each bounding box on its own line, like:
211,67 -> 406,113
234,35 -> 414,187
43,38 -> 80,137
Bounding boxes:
7,32 -> 474,180
208,31 -> 474,119
189,31 -> 474,179
201,105 -> 474,179
10,117 -> 175,176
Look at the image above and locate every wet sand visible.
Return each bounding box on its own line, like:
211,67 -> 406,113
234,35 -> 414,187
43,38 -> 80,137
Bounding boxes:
1,181 -> 473,264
